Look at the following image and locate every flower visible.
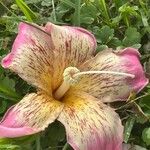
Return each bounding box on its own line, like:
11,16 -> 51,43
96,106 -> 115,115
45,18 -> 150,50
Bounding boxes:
0,22 -> 148,150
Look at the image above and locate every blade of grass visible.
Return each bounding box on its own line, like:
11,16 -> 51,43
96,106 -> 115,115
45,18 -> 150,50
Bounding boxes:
15,0 -> 37,22
139,0 -> 148,16
52,0 -> 56,21
123,117 -> 135,143
98,0 -> 110,22
62,143 -> 69,150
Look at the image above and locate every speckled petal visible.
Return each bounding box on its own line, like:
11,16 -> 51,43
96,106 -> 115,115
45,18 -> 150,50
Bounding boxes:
1,23 -> 54,94
1,22 -> 97,93
0,92 -> 63,137
44,23 -> 96,90
72,48 -> 148,102
58,90 -> 123,150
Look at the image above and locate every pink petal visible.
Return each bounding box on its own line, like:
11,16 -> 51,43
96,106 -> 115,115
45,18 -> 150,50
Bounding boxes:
0,92 -> 63,138
119,48 -> 148,93
0,125 -> 36,137
0,106 -> 38,137
44,22 -> 97,90
72,48 -> 148,102
1,22 -> 97,92
58,90 -> 123,150
1,22 -> 54,94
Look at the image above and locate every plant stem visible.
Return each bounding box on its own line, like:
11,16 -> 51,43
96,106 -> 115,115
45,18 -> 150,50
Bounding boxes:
116,93 -> 150,110
62,143 -> 69,150
52,0 -> 56,21
75,0 -> 81,26
124,15 -> 129,27
36,135 -> 41,150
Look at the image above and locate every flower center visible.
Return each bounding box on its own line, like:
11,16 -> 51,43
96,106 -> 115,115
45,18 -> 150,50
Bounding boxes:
53,67 -> 80,100
53,67 -> 135,100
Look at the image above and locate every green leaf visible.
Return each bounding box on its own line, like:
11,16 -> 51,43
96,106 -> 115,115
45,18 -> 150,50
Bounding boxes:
80,17 -> 94,24
123,116 -> 136,143
131,44 -> 141,49
119,4 -> 139,15
80,3 -> 99,19
80,3 -> 98,25
48,122 -> 65,141
61,0 -> 76,8
0,76 -> 21,101
93,25 -> 114,44
0,65 -> 4,74
112,15 -> 122,26
123,27 -> 141,47
0,134 -> 36,145
41,121 -> 65,149
56,0 -> 73,20
109,37 -> 122,48
139,95 -> 150,109
15,0 -> 37,22
0,144 -> 21,150
0,100 -> 7,114
142,127 -> 150,146
96,44 -> 108,51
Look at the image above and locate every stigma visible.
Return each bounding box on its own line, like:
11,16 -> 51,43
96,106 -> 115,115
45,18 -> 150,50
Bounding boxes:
53,67 -> 135,100
53,67 -> 81,100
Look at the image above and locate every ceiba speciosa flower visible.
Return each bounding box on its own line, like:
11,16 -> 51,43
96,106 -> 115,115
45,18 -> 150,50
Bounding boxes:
0,22 -> 148,150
